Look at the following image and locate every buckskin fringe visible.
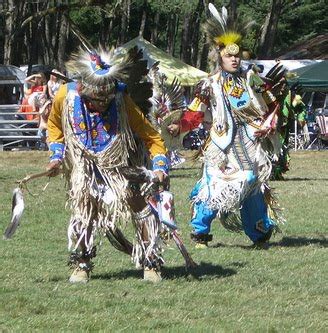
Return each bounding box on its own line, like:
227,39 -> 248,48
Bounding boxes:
63,91 -> 136,251
219,213 -> 243,233
131,205 -> 163,269
263,183 -> 284,231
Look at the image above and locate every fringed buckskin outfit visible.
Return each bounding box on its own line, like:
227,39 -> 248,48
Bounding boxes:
47,47 -> 169,281
180,4 -> 284,246
187,70 -> 282,244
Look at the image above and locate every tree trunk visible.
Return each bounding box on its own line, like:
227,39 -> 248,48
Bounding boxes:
257,0 -> 284,59
198,36 -> 209,72
3,0 -> 14,64
119,0 -> 130,44
57,12 -> 68,72
139,6 -> 147,37
151,12 -> 160,44
190,0 -> 204,67
198,0 -> 210,71
180,16 -> 192,64
3,0 -> 25,65
100,13 -> 113,46
166,14 -> 177,56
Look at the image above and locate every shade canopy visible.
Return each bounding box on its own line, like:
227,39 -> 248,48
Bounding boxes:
0,65 -> 26,85
116,36 -> 207,86
288,61 -> 328,92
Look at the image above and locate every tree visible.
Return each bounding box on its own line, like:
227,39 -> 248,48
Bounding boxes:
0,0 -> 326,71
3,0 -> 27,65
257,0 -> 284,59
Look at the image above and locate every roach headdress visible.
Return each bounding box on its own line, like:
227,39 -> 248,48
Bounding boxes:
204,3 -> 254,56
66,46 -> 148,96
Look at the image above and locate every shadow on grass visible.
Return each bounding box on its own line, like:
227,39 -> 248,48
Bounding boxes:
165,261 -> 237,280
282,177 -> 328,181
210,242 -> 253,250
92,261 -> 237,281
170,173 -> 199,179
211,236 -> 327,249
270,236 -> 328,248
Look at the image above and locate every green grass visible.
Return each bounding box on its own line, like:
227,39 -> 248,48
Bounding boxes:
0,151 -> 327,332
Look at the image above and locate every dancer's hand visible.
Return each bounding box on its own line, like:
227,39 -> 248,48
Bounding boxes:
46,160 -> 62,177
153,170 -> 169,191
167,123 -> 180,137
153,170 -> 166,183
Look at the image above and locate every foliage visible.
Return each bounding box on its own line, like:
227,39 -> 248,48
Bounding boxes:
276,0 -> 328,53
1,0 -> 327,67
148,0 -> 199,14
69,7 -> 104,46
0,150 -> 327,331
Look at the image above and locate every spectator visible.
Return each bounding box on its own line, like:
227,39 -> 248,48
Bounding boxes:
37,99 -> 52,150
25,72 -> 47,113
47,69 -> 63,100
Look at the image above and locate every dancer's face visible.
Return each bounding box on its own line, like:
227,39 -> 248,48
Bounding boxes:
87,90 -> 115,113
80,84 -> 115,113
221,53 -> 241,73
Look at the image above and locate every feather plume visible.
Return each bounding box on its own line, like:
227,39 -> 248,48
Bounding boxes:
204,3 -> 255,50
209,3 -> 227,32
3,188 -> 25,239
66,45 -> 152,114
71,26 -> 93,54
214,31 -> 242,48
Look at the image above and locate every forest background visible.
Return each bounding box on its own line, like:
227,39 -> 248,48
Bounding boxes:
0,0 -> 327,74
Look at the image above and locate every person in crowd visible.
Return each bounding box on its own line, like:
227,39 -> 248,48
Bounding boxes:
167,4 -> 285,248
147,64 -> 187,168
24,72 -> 47,118
37,99 -> 52,150
47,69 -> 63,100
46,47 -> 169,283
272,87 -> 307,180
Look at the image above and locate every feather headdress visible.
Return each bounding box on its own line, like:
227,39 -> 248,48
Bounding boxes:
66,46 -> 148,92
67,24 -> 152,114
204,3 -> 255,56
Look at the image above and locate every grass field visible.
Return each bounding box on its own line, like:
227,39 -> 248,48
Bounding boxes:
0,151 -> 327,332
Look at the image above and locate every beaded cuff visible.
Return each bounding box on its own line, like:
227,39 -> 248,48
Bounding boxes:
152,154 -> 169,174
49,142 -> 65,162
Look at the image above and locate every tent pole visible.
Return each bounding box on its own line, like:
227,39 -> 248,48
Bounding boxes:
294,119 -> 297,151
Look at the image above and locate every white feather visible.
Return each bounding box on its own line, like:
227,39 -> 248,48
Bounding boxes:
209,3 -> 227,31
3,188 -> 25,239
221,6 -> 228,26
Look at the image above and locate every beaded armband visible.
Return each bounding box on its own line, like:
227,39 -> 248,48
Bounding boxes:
49,142 -> 65,162
152,154 -> 169,174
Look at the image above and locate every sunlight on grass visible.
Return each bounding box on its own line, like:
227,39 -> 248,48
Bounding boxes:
0,151 -> 327,332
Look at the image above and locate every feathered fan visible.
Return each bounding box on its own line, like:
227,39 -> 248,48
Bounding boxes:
3,170 -> 50,239
263,62 -> 288,104
148,63 -> 186,149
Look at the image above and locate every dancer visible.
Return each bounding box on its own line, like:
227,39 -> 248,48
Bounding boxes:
168,4 -> 285,248
46,46 -> 169,283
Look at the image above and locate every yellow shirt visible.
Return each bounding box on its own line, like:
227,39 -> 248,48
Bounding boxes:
48,84 -> 167,158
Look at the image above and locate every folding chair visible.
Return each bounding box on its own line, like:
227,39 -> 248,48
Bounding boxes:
315,112 -> 328,150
